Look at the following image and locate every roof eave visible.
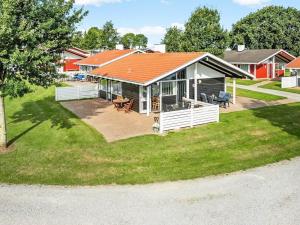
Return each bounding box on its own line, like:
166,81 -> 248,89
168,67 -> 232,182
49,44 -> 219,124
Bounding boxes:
74,49 -> 145,66
257,49 -> 296,65
144,53 -> 254,86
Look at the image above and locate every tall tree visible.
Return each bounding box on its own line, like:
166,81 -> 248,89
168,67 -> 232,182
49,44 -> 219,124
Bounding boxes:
0,0 -> 86,148
101,21 -> 120,50
162,26 -> 184,52
134,34 -> 148,49
72,31 -> 84,49
81,27 -> 103,50
121,33 -> 136,49
182,7 -> 228,56
231,6 -> 300,56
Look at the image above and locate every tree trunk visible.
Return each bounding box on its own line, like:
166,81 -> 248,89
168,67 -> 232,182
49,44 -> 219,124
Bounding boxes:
0,93 -> 7,148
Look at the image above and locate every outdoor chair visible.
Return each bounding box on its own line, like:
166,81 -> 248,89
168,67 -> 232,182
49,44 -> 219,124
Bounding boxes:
123,99 -> 134,113
113,101 -> 121,110
219,91 -> 226,99
217,91 -> 231,108
207,95 -> 218,105
200,93 -> 208,103
152,97 -> 160,111
117,95 -> 123,100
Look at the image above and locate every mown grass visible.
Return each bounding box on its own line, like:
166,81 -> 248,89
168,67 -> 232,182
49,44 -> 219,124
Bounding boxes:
227,86 -> 285,101
226,78 -> 267,86
260,81 -> 300,94
0,86 -> 299,185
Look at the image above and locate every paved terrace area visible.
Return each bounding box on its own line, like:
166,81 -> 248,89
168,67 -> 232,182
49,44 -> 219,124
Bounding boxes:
61,96 -> 295,142
61,99 -> 155,142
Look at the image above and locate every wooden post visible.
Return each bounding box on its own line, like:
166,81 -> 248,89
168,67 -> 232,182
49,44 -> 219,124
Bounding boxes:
0,93 -> 7,148
146,85 -> 151,116
224,77 -> 227,92
159,82 -> 163,112
272,56 -> 276,79
186,79 -> 190,99
159,113 -> 164,134
190,101 -> 194,128
254,64 -> 257,78
232,78 -> 236,104
194,63 -> 198,102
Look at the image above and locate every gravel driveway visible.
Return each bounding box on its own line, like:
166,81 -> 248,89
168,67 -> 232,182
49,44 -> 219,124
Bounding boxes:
1,158 -> 300,225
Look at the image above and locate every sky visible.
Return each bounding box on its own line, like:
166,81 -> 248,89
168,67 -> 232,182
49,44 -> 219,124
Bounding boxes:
74,0 -> 300,46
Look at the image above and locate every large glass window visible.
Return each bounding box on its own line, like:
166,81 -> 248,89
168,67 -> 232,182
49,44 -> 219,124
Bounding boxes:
111,81 -> 122,95
162,81 -> 176,96
177,69 -> 186,80
100,79 -> 107,91
163,73 -> 177,81
240,64 -> 249,72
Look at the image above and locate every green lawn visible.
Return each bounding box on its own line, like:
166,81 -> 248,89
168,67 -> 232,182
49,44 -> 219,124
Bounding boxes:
260,81 -> 300,95
226,78 -> 267,86
227,86 -> 285,101
0,86 -> 300,185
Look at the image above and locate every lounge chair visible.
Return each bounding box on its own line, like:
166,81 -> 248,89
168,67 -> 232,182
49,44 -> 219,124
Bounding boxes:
217,91 -> 231,108
200,93 -> 208,103
207,95 -> 218,105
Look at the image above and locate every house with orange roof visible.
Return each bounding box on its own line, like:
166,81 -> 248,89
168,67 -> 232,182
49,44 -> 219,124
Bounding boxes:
286,57 -> 300,76
76,50 -> 253,115
75,49 -> 144,73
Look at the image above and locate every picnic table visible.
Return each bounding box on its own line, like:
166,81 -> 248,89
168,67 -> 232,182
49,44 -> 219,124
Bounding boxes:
113,98 -> 130,110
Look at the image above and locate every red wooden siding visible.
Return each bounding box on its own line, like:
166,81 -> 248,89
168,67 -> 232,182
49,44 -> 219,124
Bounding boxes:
256,64 -> 268,78
63,59 -> 80,72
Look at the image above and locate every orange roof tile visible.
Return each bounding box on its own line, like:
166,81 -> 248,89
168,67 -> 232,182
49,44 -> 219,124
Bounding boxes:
76,49 -> 135,66
286,57 -> 300,69
91,52 -> 206,84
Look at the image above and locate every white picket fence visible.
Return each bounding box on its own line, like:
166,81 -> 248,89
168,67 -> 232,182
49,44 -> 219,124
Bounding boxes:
159,102 -> 219,133
55,85 -> 99,101
281,76 -> 298,88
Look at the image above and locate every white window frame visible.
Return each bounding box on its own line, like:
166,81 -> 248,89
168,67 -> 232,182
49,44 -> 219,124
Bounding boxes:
161,81 -> 177,96
111,81 -> 122,96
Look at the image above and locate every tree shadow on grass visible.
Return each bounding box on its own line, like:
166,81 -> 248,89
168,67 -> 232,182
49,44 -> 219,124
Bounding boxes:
251,103 -> 300,138
7,96 -> 76,146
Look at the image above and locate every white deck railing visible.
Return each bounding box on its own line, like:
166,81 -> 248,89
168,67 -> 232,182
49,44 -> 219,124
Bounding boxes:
55,85 -> 99,101
159,100 -> 219,133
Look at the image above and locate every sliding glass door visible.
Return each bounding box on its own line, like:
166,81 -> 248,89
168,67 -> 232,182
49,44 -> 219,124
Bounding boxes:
139,86 -> 147,113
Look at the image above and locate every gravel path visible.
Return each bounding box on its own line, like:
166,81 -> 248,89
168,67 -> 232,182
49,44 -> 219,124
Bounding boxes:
1,157 -> 300,225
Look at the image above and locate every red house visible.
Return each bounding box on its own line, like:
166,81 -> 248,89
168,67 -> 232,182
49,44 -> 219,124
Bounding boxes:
224,47 -> 295,79
59,47 -> 90,73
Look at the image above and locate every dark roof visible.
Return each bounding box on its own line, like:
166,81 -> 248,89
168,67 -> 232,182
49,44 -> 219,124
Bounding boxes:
224,49 -> 295,64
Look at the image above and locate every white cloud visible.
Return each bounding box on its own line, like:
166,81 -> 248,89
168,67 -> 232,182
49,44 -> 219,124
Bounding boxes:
232,0 -> 270,6
75,0 -> 126,6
